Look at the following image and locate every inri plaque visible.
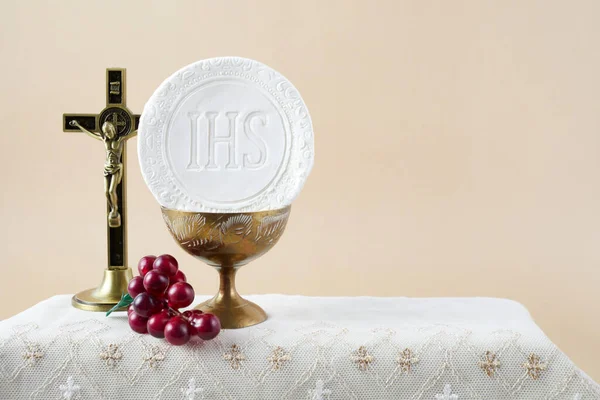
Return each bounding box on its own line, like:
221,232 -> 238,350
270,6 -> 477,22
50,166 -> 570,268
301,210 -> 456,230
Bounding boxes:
138,57 -> 314,212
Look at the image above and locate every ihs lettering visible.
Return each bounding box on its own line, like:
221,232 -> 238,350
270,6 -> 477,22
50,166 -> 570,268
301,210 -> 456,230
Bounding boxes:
187,111 -> 268,171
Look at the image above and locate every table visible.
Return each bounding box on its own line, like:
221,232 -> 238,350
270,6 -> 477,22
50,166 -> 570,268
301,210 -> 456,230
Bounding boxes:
0,295 -> 598,399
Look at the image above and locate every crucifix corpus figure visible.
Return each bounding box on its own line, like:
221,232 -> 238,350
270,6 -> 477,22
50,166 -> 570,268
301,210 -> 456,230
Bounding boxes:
69,118 -> 135,227
63,69 -> 140,236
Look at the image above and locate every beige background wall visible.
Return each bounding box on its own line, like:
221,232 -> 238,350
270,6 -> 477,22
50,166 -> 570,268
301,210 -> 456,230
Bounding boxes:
1,0 -> 599,381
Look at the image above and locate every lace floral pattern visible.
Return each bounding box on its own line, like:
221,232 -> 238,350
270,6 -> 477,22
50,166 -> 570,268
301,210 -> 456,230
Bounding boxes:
180,378 -> 204,400
308,379 -> 331,400
143,344 -> 166,368
350,346 -> 374,371
396,348 -> 419,373
523,353 -> 548,380
22,342 -> 44,365
99,343 -> 122,368
223,344 -> 246,370
0,295 -> 598,399
435,384 -> 458,400
478,350 -> 501,377
267,346 -> 291,370
59,376 -> 80,400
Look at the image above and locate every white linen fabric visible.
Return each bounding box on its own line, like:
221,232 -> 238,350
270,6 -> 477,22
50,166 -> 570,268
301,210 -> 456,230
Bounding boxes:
0,295 -> 598,400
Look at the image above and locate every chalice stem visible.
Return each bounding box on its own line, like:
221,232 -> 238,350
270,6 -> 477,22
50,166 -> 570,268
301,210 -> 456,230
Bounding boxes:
215,266 -> 239,307
195,264 -> 267,329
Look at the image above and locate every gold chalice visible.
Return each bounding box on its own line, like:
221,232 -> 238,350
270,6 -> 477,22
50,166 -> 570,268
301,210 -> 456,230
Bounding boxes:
162,206 -> 291,329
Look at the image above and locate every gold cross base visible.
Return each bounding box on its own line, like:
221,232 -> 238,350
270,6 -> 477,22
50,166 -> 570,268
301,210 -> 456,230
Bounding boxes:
71,268 -> 133,312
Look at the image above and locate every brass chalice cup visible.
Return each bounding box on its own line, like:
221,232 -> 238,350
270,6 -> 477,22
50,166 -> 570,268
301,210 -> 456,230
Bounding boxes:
162,206 -> 291,329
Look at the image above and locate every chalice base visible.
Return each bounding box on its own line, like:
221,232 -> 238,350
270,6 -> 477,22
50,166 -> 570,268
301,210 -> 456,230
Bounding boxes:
194,267 -> 267,329
72,268 -> 133,312
196,295 -> 267,329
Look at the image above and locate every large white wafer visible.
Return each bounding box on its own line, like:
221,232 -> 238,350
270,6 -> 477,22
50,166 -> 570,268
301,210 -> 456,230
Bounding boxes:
138,57 -> 314,212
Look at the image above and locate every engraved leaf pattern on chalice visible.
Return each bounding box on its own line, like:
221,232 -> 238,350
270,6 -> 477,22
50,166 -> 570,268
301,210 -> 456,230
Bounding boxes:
163,214 -> 217,249
162,207 -> 291,255
220,214 -> 253,244
255,211 -> 290,244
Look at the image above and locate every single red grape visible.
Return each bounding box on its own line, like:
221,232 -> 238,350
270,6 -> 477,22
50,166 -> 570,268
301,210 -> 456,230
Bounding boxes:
147,310 -> 171,338
127,276 -> 146,298
133,292 -> 161,318
192,313 -> 221,340
153,254 -> 178,277
183,310 -> 203,335
138,255 -> 156,277
167,282 -> 194,309
143,270 -> 170,296
167,282 -> 195,309
128,312 -> 148,334
171,270 -> 187,284
164,316 -> 190,345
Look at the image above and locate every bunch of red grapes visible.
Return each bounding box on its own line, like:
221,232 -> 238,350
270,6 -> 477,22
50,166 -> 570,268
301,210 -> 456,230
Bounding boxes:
127,254 -> 221,346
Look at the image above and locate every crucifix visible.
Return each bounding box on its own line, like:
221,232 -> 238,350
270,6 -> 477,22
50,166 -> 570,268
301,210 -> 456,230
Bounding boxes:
63,68 -> 139,311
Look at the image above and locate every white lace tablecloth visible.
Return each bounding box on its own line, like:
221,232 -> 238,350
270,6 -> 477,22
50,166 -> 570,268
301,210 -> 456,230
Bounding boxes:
0,295 -> 598,400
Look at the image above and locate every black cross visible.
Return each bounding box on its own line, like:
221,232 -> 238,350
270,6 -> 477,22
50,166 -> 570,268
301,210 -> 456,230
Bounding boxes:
63,69 -> 139,269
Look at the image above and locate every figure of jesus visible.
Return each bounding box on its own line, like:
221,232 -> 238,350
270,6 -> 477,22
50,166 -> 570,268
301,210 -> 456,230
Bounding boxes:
69,119 -> 136,228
